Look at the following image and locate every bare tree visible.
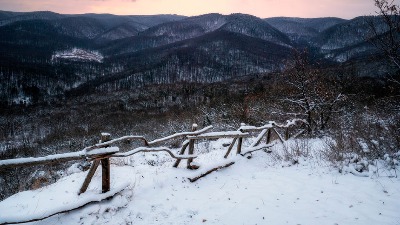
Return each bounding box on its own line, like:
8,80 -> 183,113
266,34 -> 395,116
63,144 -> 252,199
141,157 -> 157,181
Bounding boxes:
281,50 -> 346,134
368,0 -> 400,75
367,0 -> 400,111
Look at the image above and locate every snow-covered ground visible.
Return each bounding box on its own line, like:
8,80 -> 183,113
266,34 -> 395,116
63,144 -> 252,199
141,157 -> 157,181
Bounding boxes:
0,138 -> 399,225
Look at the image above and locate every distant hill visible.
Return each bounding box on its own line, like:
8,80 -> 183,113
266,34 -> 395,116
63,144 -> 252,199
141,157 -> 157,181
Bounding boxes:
0,11 -> 394,105
264,17 -> 346,43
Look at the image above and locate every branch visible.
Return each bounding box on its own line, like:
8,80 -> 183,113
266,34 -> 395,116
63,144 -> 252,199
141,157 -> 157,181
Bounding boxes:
277,119 -> 307,128
271,128 -> 285,143
270,111 -> 308,117
388,76 -> 400,85
240,143 -> 275,156
188,161 -> 235,182
283,98 -> 308,110
287,129 -> 306,140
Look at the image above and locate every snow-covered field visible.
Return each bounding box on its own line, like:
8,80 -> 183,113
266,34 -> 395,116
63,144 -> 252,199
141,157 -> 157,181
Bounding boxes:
0,139 -> 399,225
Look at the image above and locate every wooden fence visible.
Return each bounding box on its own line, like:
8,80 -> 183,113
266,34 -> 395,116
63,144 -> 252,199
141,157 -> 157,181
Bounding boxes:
0,119 -> 305,195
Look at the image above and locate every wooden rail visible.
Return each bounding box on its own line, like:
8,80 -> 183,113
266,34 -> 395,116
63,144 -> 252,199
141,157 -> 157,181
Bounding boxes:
113,147 -> 197,159
187,131 -> 250,139
0,147 -> 119,170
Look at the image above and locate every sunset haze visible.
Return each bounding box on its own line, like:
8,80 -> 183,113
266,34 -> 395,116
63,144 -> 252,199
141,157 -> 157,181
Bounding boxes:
0,0 -> 380,19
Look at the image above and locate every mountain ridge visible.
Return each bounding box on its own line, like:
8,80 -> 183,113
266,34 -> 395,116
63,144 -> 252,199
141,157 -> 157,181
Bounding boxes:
0,10 -> 394,106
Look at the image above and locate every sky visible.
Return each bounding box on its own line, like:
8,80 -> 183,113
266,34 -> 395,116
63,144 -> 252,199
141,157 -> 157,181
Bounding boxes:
0,0 -> 384,19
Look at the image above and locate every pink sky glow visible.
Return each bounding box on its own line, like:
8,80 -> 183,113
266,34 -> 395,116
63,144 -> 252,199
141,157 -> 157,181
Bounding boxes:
0,0 -> 383,19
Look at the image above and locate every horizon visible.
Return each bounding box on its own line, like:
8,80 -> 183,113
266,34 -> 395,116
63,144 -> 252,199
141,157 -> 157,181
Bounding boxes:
0,0 -> 384,19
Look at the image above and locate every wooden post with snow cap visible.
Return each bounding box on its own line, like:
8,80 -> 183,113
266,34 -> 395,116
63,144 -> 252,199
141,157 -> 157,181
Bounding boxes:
187,123 -> 198,170
100,133 -> 111,193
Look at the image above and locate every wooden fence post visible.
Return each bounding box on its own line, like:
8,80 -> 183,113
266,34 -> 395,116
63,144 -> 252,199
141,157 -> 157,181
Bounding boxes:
187,124 -> 198,169
79,160 -> 100,195
101,133 -> 111,193
236,124 -> 245,155
172,142 -> 189,168
236,137 -> 243,155
224,138 -> 237,158
285,128 -> 289,140
266,129 -> 271,144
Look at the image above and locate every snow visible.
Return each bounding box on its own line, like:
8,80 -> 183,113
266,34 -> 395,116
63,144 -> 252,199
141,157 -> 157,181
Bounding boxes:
87,135 -> 146,150
0,139 -> 399,225
86,147 -> 119,156
52,48 -> 104,63
357,138 -> 370,153
12,96 -> 31,105
240,123 -> 275,131
240,119 -> 306,131
0,179 -> 129,224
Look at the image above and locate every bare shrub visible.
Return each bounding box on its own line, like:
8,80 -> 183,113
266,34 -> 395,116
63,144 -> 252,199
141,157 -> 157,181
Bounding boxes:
31,176 -> 50,190
281,139 -> 311,164
322,104 -> 400,175
322,132 -> 350,163
291,139 -> 311,158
